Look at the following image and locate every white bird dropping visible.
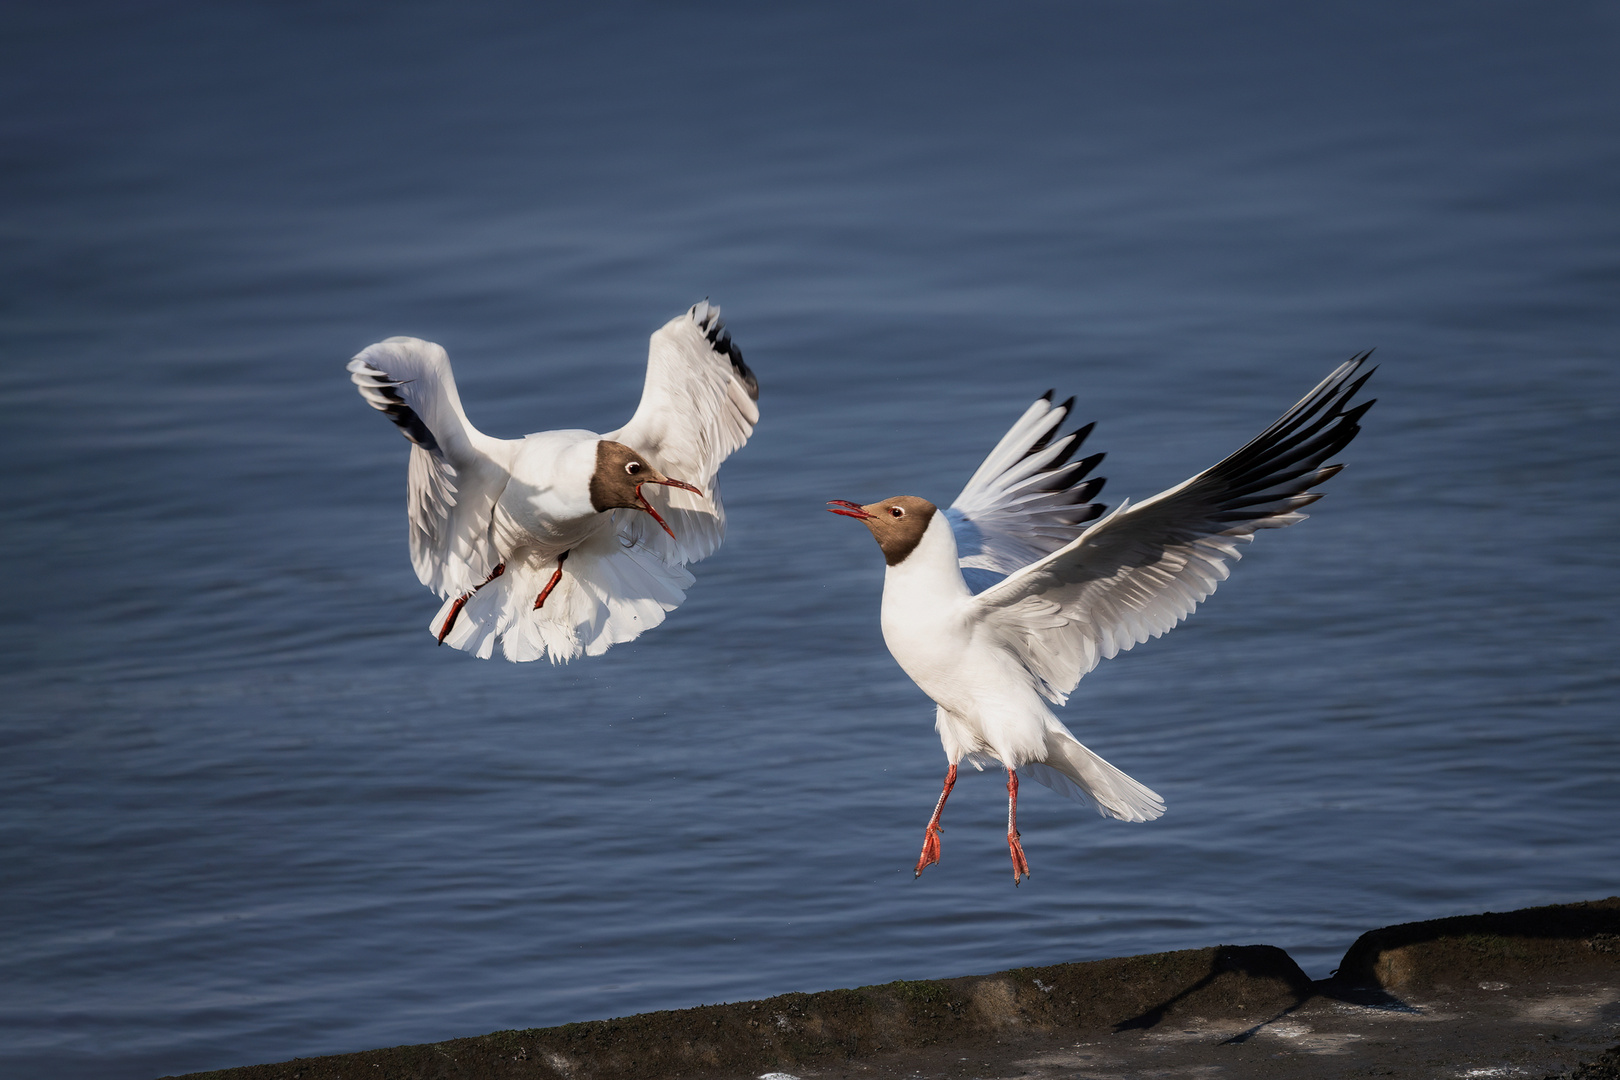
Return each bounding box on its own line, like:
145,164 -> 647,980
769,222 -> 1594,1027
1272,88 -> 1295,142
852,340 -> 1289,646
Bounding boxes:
830,354 -> 1374,884
348,301 -> 759,663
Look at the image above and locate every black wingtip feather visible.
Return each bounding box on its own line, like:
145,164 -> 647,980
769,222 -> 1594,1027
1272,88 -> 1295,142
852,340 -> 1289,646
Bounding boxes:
1199,353 -> 1374,520
1222,360 -> 1370,479
1042,427 -> 1086,471
1024,415 -> 1062,458
372,384 -> 439,452
1066,450 -> 1105,482
724,338 -> 759,401
1070,476 -> 1106,504
692,303 -> 759,401
1342,398 -> 1376,424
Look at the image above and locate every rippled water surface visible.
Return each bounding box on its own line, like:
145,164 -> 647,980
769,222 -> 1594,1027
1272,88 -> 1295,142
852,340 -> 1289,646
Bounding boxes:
3,3 -> 1618,1077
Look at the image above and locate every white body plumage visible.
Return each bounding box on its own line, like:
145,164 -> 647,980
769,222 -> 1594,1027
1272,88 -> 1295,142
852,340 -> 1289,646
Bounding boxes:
879,514 -> 1050,773
877,508 -> 1167,825
348,302 -> 759,664
492,430 -> 608,556
832,354 -> 1374,881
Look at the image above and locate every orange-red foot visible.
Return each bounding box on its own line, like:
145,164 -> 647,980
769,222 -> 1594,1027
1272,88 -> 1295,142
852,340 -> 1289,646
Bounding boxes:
1005,768 -> 1030,885
437,562 -> 505,644
533,550 -> 570,609
437,595 -> 471,645
1008,830 -> 1030,886
915,825 -> 943,878
914,763 -> 958,880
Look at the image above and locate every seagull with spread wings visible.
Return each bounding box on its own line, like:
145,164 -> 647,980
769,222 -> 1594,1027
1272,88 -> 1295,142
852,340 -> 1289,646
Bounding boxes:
829,355 -> 1373,883
348,301 -> 758,663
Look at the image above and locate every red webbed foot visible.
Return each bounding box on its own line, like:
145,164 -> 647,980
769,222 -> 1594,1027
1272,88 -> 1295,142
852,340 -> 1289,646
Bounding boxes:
1008,830 -> 1031,886
437,562 -> 505,644
1006,768 -> 1030,885
915,824 -> 943,878
914,763 -> 958,880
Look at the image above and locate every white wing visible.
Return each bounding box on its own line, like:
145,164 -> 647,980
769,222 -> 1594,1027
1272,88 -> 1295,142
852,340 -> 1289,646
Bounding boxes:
971,354 -> 1375,704
347,337 -> 514,598
606,301 -> 760,565
946,393 -> 1107,592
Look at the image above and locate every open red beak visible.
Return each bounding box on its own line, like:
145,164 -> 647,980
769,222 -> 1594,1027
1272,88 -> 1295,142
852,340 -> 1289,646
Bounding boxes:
636,478 -> 703,540
827,500 -> 874,520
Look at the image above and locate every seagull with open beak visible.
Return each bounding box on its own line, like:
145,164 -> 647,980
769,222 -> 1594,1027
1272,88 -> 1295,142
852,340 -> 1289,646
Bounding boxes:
831,354 -> 1373,883
348,301 -> 759,663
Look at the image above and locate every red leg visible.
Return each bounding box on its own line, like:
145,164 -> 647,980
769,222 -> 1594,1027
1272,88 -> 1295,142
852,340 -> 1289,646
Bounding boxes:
1007,768 -> 1030,886
533,550 -> 570,609
915,763 -> 958,878
437,562 -> 505,645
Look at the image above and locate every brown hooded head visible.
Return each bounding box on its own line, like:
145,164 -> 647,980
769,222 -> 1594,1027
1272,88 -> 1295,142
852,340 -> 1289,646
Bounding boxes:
827,495 -> 938,566
590,440 -> 702,538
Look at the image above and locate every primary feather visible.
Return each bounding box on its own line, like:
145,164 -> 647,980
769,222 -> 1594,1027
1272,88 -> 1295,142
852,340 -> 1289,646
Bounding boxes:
947,392 -> 1107,591
972,353 -> 1373,704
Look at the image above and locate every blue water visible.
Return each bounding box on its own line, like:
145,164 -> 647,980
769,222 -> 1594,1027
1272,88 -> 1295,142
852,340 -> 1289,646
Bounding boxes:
3,3 -> 1618,1077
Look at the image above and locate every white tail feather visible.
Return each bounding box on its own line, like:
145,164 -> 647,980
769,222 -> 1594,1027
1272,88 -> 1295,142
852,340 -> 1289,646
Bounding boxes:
1022,725 -> 1165,823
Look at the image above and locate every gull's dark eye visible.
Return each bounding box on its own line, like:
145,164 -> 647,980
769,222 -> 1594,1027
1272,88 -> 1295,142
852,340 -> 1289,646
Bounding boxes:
625,462 -> 642,475
890,505 -> 905,518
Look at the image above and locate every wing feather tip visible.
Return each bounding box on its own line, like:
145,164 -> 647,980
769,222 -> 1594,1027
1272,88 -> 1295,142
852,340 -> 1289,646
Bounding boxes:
687,300 -> 759,402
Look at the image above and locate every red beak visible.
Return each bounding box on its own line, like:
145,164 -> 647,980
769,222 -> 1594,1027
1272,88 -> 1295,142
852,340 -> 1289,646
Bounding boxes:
827,500 -> 874,520
636,478 -> 703,540
655,478 -> 703,496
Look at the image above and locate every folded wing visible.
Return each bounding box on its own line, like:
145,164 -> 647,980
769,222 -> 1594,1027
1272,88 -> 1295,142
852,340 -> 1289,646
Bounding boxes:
971,353 -> 1375,704
607,301 -> 760,565
347,337 -> 513,597
946,393 -> 1108,592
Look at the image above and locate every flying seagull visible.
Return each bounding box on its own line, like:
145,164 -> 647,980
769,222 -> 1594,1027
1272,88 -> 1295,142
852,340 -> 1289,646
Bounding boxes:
348,301 -> 758,663
829,354 -> 1373,883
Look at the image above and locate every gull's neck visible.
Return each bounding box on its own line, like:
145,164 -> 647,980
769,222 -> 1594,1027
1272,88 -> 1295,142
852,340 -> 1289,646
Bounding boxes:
883,513 -> 970,600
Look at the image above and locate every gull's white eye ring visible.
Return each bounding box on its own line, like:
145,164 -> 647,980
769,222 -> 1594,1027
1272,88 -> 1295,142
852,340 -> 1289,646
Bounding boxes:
625,462 -> 643,475
890,505 -> 905,517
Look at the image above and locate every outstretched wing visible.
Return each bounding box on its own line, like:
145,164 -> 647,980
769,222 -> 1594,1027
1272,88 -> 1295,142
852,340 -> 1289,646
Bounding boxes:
946,393 -> 1108,592
606,301 -> 760,564
347,337 -> 514,597
971,353 -> 1375,704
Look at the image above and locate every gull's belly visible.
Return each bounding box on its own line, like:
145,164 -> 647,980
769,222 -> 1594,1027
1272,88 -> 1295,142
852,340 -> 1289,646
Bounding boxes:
880,603 -> 975,710
496,517 -> 613,570
495,488 -> 605,553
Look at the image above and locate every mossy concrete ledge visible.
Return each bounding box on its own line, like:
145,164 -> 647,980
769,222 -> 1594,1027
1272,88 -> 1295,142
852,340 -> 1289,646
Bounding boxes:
166,945 -> 1309,1080
165,897 -> 1620,1080
1332,895 -> 1620,994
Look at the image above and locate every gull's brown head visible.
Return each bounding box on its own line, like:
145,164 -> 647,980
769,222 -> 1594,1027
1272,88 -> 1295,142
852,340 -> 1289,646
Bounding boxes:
827,496 -> 938,566
591,440 -> 702,539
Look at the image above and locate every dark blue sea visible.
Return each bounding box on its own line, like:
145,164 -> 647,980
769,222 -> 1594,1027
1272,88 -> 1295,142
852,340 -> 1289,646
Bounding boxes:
3,3 -> 1618,1077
